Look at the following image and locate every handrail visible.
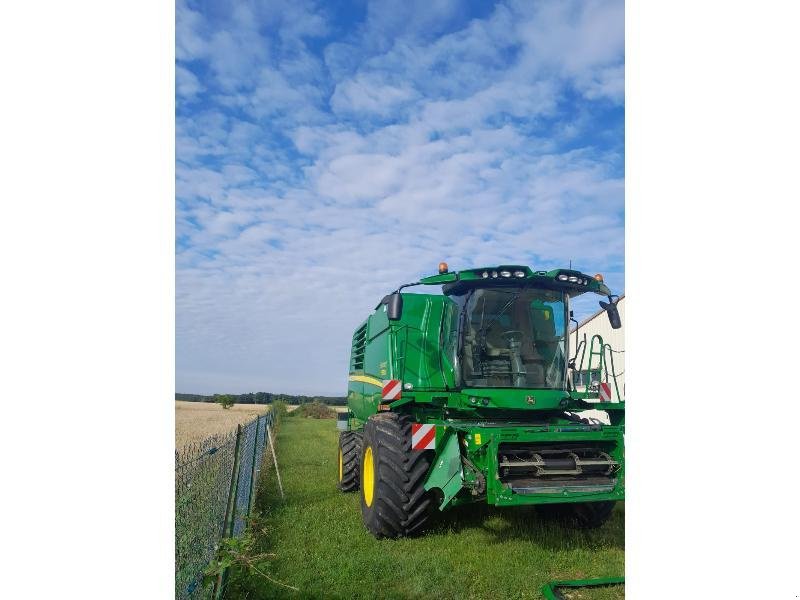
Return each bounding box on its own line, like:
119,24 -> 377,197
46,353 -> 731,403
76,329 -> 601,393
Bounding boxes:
586,334 -> 605,394
572,334 -> 624,401
602,342 -> 622,401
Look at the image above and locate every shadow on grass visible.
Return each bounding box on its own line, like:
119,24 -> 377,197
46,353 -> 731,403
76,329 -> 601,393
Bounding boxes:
425,502 -> 625,551
254,470 -> 623,553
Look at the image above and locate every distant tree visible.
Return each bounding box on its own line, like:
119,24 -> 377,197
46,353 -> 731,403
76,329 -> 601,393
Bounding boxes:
215,394 -> 235,409
184,391 -> 345,407
289,400 -> 335,419
272,399 -> 288,419
175,393 -> 205,402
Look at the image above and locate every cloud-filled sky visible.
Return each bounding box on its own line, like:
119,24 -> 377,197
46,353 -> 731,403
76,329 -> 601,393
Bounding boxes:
176,0 -> 624,396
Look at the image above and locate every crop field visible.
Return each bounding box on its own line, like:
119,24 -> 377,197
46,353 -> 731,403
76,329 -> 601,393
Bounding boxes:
226,418 -> 624,599
175,401 -> 271,448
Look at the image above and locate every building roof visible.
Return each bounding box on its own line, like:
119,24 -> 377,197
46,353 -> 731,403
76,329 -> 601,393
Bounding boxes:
570,294 -> 625,332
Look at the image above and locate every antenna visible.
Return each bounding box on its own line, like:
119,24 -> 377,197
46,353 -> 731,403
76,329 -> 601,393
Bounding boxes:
569,259 -> 572,269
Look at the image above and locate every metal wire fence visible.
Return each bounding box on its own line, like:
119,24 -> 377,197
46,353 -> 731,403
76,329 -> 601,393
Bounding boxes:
175,411 -> 275,600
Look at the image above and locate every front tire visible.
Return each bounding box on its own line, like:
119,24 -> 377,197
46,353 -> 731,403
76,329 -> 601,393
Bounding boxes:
360,413 -> 435,538
337,431 -> 362,492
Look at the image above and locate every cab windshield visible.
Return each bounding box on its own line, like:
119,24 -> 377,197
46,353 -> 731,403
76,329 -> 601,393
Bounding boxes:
456,287 -> 568,389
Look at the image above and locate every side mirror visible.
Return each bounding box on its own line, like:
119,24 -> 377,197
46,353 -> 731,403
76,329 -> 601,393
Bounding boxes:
600,300 -> 622,329
387,293 -> 403,320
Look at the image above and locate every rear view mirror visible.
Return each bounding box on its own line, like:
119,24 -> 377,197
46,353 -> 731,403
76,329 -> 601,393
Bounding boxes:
387,293 -> 403,320
600,300 -> 622,329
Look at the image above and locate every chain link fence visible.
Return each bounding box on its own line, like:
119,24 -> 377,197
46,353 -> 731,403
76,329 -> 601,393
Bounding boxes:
175,411 -> 275,600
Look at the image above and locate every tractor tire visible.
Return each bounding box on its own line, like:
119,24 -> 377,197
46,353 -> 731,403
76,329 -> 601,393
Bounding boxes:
359,413 -> 435,538
535,501 -> 617,529
337,431 -> 362,492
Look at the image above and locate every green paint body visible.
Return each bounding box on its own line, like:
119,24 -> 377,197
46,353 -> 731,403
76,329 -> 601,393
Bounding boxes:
346,265 -> 625,510
540,577 -> 625,599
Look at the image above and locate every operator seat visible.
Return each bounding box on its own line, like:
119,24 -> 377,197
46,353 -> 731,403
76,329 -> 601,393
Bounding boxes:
510,299 -> 546,385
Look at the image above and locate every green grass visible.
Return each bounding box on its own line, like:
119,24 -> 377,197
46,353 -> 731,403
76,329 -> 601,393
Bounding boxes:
226,418 -> 624,600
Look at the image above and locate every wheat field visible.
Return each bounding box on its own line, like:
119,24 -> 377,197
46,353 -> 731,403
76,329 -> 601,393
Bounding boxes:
175,401 -> 271,448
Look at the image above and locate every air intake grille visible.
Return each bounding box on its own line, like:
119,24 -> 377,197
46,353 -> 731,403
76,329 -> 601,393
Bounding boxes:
350,324 -> 367,370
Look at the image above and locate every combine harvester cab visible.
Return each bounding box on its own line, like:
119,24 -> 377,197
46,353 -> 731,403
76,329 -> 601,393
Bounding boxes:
337,263 -> 624,539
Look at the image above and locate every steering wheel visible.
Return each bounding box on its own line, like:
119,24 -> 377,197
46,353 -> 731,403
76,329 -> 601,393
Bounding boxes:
501,330 -> 524,345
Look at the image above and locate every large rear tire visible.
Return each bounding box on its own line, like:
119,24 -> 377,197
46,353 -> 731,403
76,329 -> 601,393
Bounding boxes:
360,413 -> 435,538
535,500 -> 617,529
337,431 -> 362,492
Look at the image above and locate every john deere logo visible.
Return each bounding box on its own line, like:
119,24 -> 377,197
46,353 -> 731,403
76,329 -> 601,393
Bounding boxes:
526,396 -> 535,405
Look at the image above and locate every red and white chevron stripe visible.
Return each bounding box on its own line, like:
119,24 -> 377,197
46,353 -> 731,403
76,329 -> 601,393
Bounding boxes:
382,379 -> 402,401
411,423 -> 436,450
599,382 -> 612,402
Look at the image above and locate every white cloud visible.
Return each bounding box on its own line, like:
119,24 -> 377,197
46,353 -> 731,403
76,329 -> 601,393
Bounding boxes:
330,75 -> 419,117
510,0 -> 624,100
176,65 -> 203,99
175,0 -> 625,394
362,0 -> 465,47
176,0 -> 209,61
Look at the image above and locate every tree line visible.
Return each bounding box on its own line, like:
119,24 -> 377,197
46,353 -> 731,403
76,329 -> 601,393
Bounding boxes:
175,392 -> 347,406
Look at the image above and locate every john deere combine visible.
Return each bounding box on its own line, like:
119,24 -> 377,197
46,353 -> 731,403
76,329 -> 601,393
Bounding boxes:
337,263 -> 624,538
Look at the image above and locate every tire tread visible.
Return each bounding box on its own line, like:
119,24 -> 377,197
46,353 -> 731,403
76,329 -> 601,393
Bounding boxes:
338,431 -> 362,492
361,413 -> 434,538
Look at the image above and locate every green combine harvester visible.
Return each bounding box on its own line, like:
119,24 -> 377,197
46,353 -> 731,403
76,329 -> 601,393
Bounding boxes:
337,263 -> 624,539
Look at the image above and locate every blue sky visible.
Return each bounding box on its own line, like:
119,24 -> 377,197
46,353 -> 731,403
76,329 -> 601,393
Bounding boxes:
176,0 -> 624,396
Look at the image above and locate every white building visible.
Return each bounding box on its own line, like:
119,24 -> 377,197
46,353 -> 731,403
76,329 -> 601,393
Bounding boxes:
570,295 -> 625,403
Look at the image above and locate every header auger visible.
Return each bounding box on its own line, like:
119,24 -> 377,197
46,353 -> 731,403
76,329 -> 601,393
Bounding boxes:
337,263 -> 624,538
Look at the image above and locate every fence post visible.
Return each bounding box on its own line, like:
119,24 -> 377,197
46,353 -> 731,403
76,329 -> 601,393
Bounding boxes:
226,424 -> 244,539
213,423 -> 242,600
247,416 -> 261,516
267,424 -> 284,499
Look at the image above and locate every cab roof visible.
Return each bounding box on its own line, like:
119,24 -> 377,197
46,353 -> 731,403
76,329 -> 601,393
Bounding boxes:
419,265 -> 612,297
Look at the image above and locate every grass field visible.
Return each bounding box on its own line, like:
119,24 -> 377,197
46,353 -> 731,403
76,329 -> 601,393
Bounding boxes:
175,401 -> 271,448
226,418 -> 624,599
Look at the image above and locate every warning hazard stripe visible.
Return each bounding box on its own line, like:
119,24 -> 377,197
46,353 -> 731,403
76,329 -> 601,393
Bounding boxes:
411,424 -> 435,450
382,379 -> 402,401
599,382 -> 612,402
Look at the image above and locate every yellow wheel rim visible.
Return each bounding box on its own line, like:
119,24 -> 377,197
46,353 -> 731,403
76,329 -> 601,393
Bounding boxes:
363,446 -> 374,507
338,447 -> 343,481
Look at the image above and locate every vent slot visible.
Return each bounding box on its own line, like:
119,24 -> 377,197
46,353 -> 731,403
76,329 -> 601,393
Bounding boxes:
350,324 -> 367,371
